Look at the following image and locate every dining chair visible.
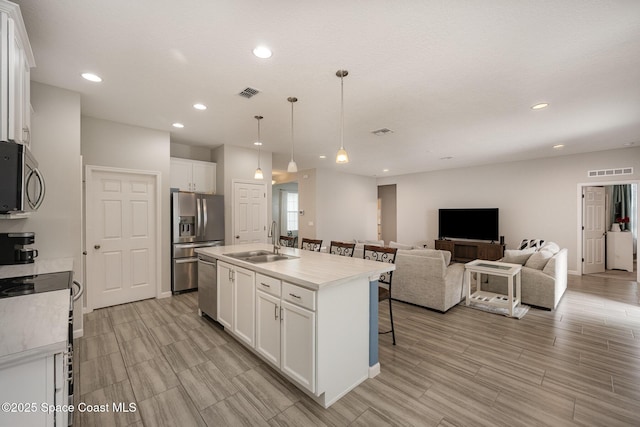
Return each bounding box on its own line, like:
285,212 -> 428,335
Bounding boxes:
329,241 -> 356,257
300,238 -> 322,252
279,235 -> 297,248
363,244 -> 398,345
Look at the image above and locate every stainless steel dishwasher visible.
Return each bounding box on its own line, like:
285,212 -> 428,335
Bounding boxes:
197,254 -> 217,320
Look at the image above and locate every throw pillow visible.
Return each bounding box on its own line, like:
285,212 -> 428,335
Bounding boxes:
503,248 -> 536,265
519,239 -> 546,251
389,241 -> 414,250
525,250 -> 554,270
540,241 -> 560,255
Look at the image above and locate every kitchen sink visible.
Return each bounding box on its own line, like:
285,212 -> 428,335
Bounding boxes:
223,250 -> 298,264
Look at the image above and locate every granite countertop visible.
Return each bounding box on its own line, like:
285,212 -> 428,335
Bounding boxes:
0,257 -> 74,279
196,243 -> 395,290
0,289 -> 70,366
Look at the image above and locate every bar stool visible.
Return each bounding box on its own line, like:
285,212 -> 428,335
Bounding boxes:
279,235 -> 296,248
329,241 -> 356,257
363,244 -> 398,345
301,238 -> 322,252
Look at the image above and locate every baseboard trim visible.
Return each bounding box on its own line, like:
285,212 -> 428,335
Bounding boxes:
368,363 -> 380,378
159,291 -> 172,299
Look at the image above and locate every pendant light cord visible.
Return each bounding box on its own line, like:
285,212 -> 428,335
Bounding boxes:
257,117 -> 261,168
291,101 -> 295,161
340,73 -> 344,150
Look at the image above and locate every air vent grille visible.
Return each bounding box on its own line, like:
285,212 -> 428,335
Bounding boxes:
372,128 -> 394,136
238,87 -> 260,99
587,167 -> 633,178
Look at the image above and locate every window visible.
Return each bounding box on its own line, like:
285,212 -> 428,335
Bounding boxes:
286,192 -> 298,232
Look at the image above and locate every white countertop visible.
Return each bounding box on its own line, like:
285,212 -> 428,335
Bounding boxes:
0,257 -> 74,279
196,243 -> 395,290
0,290 -> 69,366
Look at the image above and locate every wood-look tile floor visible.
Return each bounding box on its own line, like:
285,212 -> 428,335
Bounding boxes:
75,274 -> 640,426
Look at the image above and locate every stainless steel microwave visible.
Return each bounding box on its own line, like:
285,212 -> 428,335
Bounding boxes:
0,141 -> 45,213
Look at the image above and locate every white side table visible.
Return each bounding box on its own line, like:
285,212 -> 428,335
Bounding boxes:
607,231 -> 633,272
465,259 -> 522,317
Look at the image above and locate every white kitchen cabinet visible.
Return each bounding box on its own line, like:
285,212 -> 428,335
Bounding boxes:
216,261 -> 256,347
607,231 -> 634,272
0,352 -> 68,427
0,1 -> 34,145
281,298 -> 316,392
170,157 -> 216,193
256,290 -> 281,366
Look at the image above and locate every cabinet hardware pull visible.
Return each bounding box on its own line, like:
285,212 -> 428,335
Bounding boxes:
274,304 -> 278,320
280,307 -> 283,321
261,282 -> 270,287
289,293 -> 301,299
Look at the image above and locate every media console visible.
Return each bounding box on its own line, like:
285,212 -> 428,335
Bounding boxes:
435,239 -> 505,263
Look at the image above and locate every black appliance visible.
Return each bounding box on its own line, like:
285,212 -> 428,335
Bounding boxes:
0,232 -> 38,265
439,208 -> 500,242
0,271 -> 82,426
0,141 -> 46,213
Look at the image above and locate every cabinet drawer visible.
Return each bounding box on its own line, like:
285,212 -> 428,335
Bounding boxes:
282,282 -> 316,311
256,273 -> 281,297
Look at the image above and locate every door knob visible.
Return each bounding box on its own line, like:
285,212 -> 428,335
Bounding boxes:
235,235 -> 240,239
94,244 -> 101,249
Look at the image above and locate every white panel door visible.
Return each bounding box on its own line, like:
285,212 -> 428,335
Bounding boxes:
233,181 -> 266,244
87,168 -> 157,309
583,186 -> 606,274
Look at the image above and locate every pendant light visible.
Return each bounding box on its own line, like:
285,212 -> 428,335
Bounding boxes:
254,115 -> 264,180
336,69 -> 349,164
287,97 -> 298,173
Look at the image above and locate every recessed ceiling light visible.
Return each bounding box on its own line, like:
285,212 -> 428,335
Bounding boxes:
81,72 -> 102,82
532,103 -> 549,110
319,155 -> 326,159
193,103 -> 207,110
623,142 -> 635,146
253,141 -> 263,146
383,169 -> 389,172
553,144 -> 564,149
253,46 -> 272,59
172,123 -> 184,128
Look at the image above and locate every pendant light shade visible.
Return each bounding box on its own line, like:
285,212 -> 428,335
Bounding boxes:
287,97 -> 298,173
254,115 -> 264,180
336,69 -> 349,164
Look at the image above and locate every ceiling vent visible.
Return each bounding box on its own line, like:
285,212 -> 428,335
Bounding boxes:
587,167 -> 633,178
371,128 -> 393,136
238,87 -> 260,99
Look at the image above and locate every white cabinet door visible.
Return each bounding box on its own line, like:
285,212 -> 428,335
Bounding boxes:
217,261 -> 233,330
256,290 -> 281,367
192,161 -> 215,193
232,266 -> 256,347
281,300 -> 316,393
170,158 -> 193,191
0,12 -> 10,142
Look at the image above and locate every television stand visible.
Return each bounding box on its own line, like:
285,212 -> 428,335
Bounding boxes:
435,239 -> 505,263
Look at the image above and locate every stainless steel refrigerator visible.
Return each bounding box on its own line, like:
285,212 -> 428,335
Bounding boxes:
171,191 -> 224,293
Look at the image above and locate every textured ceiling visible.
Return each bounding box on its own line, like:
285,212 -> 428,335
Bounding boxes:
15,0 -> 640,176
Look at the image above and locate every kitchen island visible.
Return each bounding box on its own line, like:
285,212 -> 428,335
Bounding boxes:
195,243 -> 394,408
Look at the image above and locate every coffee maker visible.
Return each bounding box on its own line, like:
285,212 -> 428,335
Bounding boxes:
0,232 -> 38,265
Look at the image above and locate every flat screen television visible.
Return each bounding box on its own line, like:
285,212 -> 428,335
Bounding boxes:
438,208 -> 499,242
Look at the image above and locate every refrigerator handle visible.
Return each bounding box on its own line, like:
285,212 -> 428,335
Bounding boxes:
196,198 -> 202,238
203,198 -> 208,235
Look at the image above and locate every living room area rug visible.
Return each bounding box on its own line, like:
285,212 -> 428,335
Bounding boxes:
462,301 -> 530,319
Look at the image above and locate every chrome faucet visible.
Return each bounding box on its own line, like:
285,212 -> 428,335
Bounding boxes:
269,220 -> 280,254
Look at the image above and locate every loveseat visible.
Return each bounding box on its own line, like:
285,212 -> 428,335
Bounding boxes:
482,242 -> 568,310
353,243 -> 466,312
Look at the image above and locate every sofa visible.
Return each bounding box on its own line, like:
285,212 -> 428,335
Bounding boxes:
482,242 -> 568,310
353,242 -> 466,312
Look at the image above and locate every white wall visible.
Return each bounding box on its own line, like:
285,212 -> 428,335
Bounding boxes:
170,142 -> 214,162
81,116 -> 171,294
315,168 -> 378,244
376,147 -> 640,274
0,82 -> 83,331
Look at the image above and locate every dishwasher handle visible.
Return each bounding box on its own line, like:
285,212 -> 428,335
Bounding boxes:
198,258 -> 216,267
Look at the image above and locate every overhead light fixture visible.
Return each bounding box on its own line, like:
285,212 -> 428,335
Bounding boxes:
319,155 -> 327,159
254,115 -> 264,180
383,169 -> 389,172
287,97 -> 298,173
532,103 -> 549,110
553,144 -> 565,149
253,46 -> 272,59
172,122 -> 184,128
81,72 -> 102,82
335,70 -> 350,164
193,103 -> 207,110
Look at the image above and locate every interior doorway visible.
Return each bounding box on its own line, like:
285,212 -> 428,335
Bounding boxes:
273,182 -> 299,246
579,181 -> 638,282
378,184 -> 397,245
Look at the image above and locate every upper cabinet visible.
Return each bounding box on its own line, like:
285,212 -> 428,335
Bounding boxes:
170,157 -> 216,193
0,1 -> 35,146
